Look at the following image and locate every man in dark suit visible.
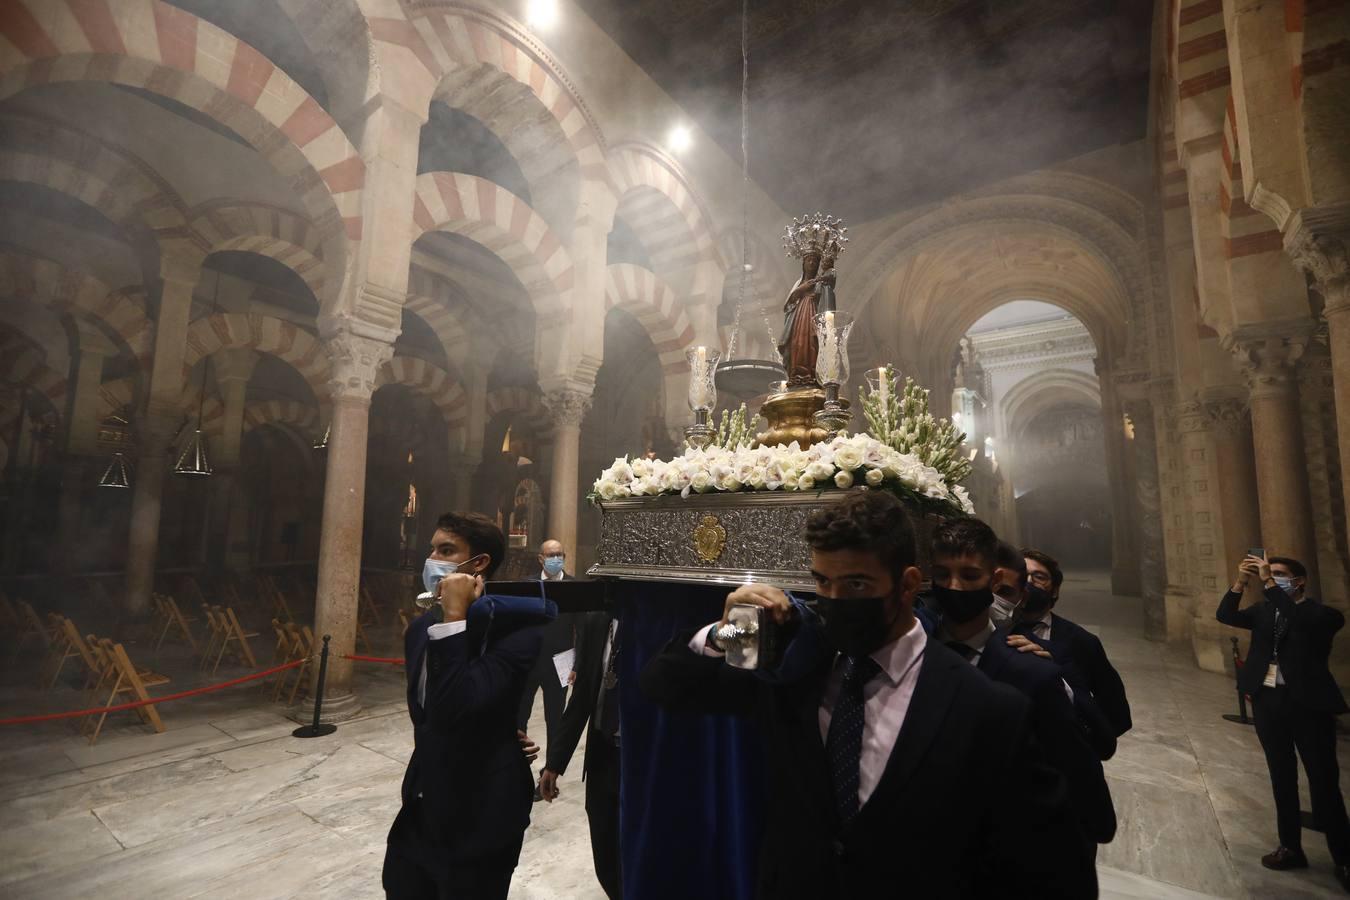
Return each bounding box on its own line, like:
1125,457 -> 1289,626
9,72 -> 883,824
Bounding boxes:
537,609 -> 621,899
1217,553 -> 1349,888
1018,548 -> 1132,739
383,512 -> 550,900
640,491 -> 1094,898
517,539 -> 575,787
929,519 -> 1115,861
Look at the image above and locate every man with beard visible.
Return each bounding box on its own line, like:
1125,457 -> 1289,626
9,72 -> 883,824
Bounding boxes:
640,491 -> 1093,898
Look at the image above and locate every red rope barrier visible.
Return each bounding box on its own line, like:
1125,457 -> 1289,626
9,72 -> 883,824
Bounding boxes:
0,658 -> 307,725
343,654 -> 405,665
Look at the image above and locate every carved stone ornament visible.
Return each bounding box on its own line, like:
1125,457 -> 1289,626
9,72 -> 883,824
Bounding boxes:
1172,401 -> 1209,434
1229,329 -> 1311,399
326,330 -> 395,402
1284,210 -> 1350,313
1202,397 -> 1250,438
544,389 -> 593,428
692,514 -> 727,563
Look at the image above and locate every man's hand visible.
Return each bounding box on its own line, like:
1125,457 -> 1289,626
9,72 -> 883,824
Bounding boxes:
538,768 -> 560,802
438,573 -> 483,622
517,730 -> 539,764
1255,555 -> 1273,585
722,583 -> 793,628
1006,634 -> 1052,659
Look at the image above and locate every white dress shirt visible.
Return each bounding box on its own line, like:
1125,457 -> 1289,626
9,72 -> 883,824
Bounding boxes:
1025,612 -> 1052,641
690,617 -> 927,807
539,569 -> 567,581
418,619 -> 467,708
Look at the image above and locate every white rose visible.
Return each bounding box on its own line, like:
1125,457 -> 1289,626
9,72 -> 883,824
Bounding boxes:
806,460 -> 834,481
746,468 -> 767,489
690,471 -> 714,493
596,478 -> 619,500
834,446 -> 863,471
798,474 -> 815,491
721,475 -> 743,492
865,467 -> 885,487
834,470 -> 853,489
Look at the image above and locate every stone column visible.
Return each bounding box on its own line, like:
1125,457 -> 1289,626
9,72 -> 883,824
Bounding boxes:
1230,324 -> 1321,592
206,349 -> 258,574
1285,209 -> 1350,542
1123,399 -> 1167,640
125,258 -> 200,614
1172,400 -> 1220,640
1098,365 -> 1141,596
1203,395 -> 1262,575
306,325 -> 394,722
55,327 -> 118,563
543,388 -> 593,563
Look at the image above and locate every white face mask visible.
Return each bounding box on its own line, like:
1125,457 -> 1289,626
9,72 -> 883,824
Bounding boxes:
990,594 -> 1021,627
423,556 -> 479,594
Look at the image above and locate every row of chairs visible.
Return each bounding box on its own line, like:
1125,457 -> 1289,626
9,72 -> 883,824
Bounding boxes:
37,611 -> 169,744
266,620 -> 315,706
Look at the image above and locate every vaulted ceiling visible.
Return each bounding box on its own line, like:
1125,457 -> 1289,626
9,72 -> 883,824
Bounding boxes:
575,0 -> 1153,223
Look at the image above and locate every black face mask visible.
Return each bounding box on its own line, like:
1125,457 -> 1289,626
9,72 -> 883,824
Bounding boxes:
818,594 -> 899,658
931,584 -> 993,626
1021,585 -> 1055,617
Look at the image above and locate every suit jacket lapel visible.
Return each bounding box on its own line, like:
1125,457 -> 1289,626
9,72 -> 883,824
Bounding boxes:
409,623 -> 430,724
863,648 -> 959,809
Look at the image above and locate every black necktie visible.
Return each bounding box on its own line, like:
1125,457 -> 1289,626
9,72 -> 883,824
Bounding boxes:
946,640 -> 977,661
825,655 -> 881,825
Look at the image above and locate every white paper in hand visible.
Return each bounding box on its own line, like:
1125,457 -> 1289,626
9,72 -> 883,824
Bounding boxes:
552,648 -> 576,689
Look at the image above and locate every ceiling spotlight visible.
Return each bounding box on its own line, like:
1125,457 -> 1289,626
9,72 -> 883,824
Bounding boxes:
526,0 -> 558,29
668,125 -> 692,153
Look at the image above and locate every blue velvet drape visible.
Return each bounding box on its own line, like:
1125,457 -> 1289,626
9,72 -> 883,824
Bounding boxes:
617,582 -> 765,900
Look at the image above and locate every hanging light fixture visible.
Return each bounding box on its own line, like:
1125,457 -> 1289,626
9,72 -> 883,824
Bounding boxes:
715,0 -> 786,403
174,268 -> 218,477
98,452 -> 132,489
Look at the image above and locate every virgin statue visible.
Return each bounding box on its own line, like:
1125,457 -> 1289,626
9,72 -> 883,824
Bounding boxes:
778,213 -> 846,387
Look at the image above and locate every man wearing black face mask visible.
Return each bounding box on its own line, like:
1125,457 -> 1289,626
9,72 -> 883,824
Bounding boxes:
1018,549 -> 1131,740
640,491 -> 1093,898
930,519 -> 1115,863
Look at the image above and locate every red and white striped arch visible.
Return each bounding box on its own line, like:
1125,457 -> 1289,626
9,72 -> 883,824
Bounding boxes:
376,354 -> 469,429
0,251 -> 153,365
182,313 -> 329,408
1220,95 -> 1282,260
242,399 -> 320,437
387,6 -> 607,183
191,203 -> 327,302
413,172 -> 574,316
486,385 -> 545,421
0,332 -> 68,419
0,0 -> 364,295
609,144 -> 717,276
604,264 -> 694,374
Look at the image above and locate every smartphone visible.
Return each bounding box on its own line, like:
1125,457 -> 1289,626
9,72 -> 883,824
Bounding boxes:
1248,547 -> 1265,559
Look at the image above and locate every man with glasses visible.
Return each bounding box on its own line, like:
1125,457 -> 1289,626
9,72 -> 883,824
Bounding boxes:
1018,549 -> 1131,740
518,538 -> 577,799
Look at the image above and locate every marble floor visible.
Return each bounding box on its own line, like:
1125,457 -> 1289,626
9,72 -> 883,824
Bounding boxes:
0,577 -> 1346,898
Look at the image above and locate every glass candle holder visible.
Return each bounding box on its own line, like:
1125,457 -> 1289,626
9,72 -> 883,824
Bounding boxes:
687,346 -> 720,412
865,366 -> 895,405
812,311 -> 854,387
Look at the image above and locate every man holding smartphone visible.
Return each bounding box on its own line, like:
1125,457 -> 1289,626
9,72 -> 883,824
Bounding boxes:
1217,552 -> 1349,889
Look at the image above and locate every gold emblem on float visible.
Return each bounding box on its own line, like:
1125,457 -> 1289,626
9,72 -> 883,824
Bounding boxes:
692,514 -> 727,563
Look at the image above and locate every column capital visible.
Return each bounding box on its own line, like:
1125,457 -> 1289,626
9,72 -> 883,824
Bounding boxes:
1200,392 -> 1251,439
1172,400 -> 1210,434
1226,319 -> 1314,398
1284,205 -> 1350,314
542,387 -> 593,429
323,325 -> 395,403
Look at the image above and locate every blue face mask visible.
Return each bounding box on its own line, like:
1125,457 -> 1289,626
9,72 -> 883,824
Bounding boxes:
542,556 -> 565,576
423,556 -> 479,594
1273,575 -> 1297,596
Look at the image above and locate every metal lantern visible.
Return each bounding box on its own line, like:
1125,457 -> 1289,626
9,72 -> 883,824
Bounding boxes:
173,428 -> 212,477
98,452 -> 132,489
312,421 -> 330,451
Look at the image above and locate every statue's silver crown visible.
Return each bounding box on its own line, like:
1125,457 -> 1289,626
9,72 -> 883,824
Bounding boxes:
783,212 -> 848,260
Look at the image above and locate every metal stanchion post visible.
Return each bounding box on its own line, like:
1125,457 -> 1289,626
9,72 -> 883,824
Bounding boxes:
1222,636 -> 1253,725
293,634 -> 337,738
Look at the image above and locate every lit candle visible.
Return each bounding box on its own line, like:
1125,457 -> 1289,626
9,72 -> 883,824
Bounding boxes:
824,311 -> 834,332
696,345 -> 707,367
878,368 -> 890,405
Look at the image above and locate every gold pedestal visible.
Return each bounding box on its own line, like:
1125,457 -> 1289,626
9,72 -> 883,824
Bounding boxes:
755,388 -> 849,448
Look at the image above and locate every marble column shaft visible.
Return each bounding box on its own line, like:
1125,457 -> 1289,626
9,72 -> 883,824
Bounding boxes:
544,389 -> 593,564
125,264 -> 199,614
1124,398 -> 1167,641
1232,330 -> 1320,591
1204,397 -> 1262,595
308,328 -> 394,722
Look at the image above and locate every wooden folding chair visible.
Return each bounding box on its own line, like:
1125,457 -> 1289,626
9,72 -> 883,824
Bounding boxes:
81,639 -> 169,745
359,583 -> 385,627
155,595 -> 199,655
43,615 -> 99,690
398,608 -> 412,635
208,606 -> 258,675
260,574 -> 295,623
10,599 -> 52,660
199,605 -> 224,670
282,623 -> 315,707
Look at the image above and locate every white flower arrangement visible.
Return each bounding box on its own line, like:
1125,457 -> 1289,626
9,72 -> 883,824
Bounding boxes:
591,432 -> 975,517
